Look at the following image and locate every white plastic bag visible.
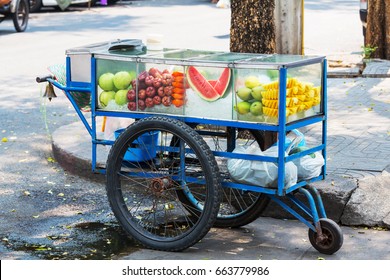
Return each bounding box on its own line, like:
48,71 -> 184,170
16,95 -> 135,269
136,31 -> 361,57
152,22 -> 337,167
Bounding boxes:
293,152 -> 324,180
103,117 -> 134,140
262,146 -> 298,188
227,144 -> 297,188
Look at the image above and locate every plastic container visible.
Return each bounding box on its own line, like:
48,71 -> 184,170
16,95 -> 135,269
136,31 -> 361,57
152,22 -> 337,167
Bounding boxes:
114,129 -> 159,162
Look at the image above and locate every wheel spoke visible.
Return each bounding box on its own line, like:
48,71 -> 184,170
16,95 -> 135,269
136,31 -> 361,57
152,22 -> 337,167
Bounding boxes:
106,117 -> 220,251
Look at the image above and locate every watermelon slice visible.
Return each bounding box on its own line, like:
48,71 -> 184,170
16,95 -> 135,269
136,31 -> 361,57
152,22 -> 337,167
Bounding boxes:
186,66 -> 220,102
212,68 -> 231,97
187,66 -> 231,102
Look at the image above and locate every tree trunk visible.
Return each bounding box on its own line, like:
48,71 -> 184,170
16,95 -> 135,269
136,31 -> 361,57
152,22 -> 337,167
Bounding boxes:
365,0 -> 390,59
230,0 -> 277,149
230,0 -> 276,54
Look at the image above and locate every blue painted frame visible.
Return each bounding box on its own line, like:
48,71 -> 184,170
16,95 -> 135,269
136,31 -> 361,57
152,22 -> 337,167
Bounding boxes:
51,51 -> 329,234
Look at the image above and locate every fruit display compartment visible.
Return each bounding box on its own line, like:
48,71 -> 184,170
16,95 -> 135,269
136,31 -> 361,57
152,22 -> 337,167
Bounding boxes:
94,59 -> 324,126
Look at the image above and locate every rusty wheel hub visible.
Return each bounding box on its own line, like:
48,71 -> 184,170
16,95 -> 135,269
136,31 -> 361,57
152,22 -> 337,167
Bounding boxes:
149,177 -> 173,196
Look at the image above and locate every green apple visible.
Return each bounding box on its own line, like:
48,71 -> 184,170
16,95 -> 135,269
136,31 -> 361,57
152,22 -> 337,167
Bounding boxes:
251,85 -> 265,101
235,101 -> 251,115
98,72 -> 115,91
128,71 -> 137,83
244,76 -> 261,89
113,71 -> 132,90
115,89 -> 129,105
236,87 -> 253,101
99,91 -> 115,107
250,101 -> 263,116
266,70 -> 279,81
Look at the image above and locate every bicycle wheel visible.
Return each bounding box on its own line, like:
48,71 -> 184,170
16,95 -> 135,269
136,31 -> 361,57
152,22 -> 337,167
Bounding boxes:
12,0 -> 29,32
106,116 -> 221,251
178,125 -> 270,228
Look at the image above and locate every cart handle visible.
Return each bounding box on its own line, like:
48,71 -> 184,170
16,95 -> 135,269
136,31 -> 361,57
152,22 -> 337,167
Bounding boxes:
36,75 -> 55,83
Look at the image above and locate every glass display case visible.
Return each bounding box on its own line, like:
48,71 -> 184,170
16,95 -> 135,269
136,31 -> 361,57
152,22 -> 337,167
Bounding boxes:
91,48 -> 325,126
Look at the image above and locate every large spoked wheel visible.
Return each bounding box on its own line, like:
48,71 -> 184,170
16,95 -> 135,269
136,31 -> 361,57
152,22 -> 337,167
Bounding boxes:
12,0 -> 29,32
106,116 -> 221,252
178,125 -> 270,228
308,218 -> 343,255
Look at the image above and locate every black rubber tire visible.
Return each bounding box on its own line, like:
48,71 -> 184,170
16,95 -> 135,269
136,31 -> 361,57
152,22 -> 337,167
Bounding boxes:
29,0 -> 42,13
179,126 -> 270,228
12,0 -> 29,32
106,116 -> 221,251
308,218 -> 343,255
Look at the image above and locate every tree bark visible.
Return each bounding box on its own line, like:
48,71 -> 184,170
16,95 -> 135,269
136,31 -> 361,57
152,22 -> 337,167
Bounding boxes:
365,0 -> 390,59
230,0 -> 276,54
230,0 -> 277,149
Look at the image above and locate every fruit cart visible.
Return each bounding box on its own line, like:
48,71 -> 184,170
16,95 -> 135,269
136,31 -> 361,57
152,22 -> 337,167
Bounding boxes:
36,39 -> 343,254
0,0 -> 29,32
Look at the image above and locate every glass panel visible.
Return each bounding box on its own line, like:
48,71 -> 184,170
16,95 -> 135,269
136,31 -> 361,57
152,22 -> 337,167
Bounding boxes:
131,62 -> 185,115
160,49 -> 221,59
233,62 -> 323,124
96,58 -> 137,111
233,68 -> 279,124
238,54 -> 322,65
184,65 -> 233,120
94,51 -> 323,125
189,52 -> 260,63
285,63 -> 323,123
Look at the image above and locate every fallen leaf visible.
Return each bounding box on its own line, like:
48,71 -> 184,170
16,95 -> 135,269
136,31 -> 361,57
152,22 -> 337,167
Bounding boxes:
32,215 -> 40,219
48,190 -> 53,195
57,193 -> 65,197
317,257 -> 325,260
23,191 -> 31,196
47,157 -> 56,163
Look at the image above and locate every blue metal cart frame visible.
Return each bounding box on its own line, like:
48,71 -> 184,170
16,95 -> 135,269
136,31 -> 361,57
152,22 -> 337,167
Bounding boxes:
37,48 -> 343,254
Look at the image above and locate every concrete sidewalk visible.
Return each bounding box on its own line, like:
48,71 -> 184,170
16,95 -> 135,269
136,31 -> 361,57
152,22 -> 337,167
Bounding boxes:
51,74 -> 390,229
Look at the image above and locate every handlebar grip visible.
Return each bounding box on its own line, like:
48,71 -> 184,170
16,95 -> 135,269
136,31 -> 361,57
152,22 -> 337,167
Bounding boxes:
36,75 -> 55,83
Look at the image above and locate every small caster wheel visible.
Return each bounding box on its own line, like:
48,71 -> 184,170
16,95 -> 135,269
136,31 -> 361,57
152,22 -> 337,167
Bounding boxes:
308,218 -> 343,255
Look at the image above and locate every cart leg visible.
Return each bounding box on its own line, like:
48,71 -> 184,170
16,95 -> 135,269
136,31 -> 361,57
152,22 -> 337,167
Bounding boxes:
268,187 -> 343,254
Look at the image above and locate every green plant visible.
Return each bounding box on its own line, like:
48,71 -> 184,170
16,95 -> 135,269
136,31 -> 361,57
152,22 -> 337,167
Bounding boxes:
361,45 -> 378,59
